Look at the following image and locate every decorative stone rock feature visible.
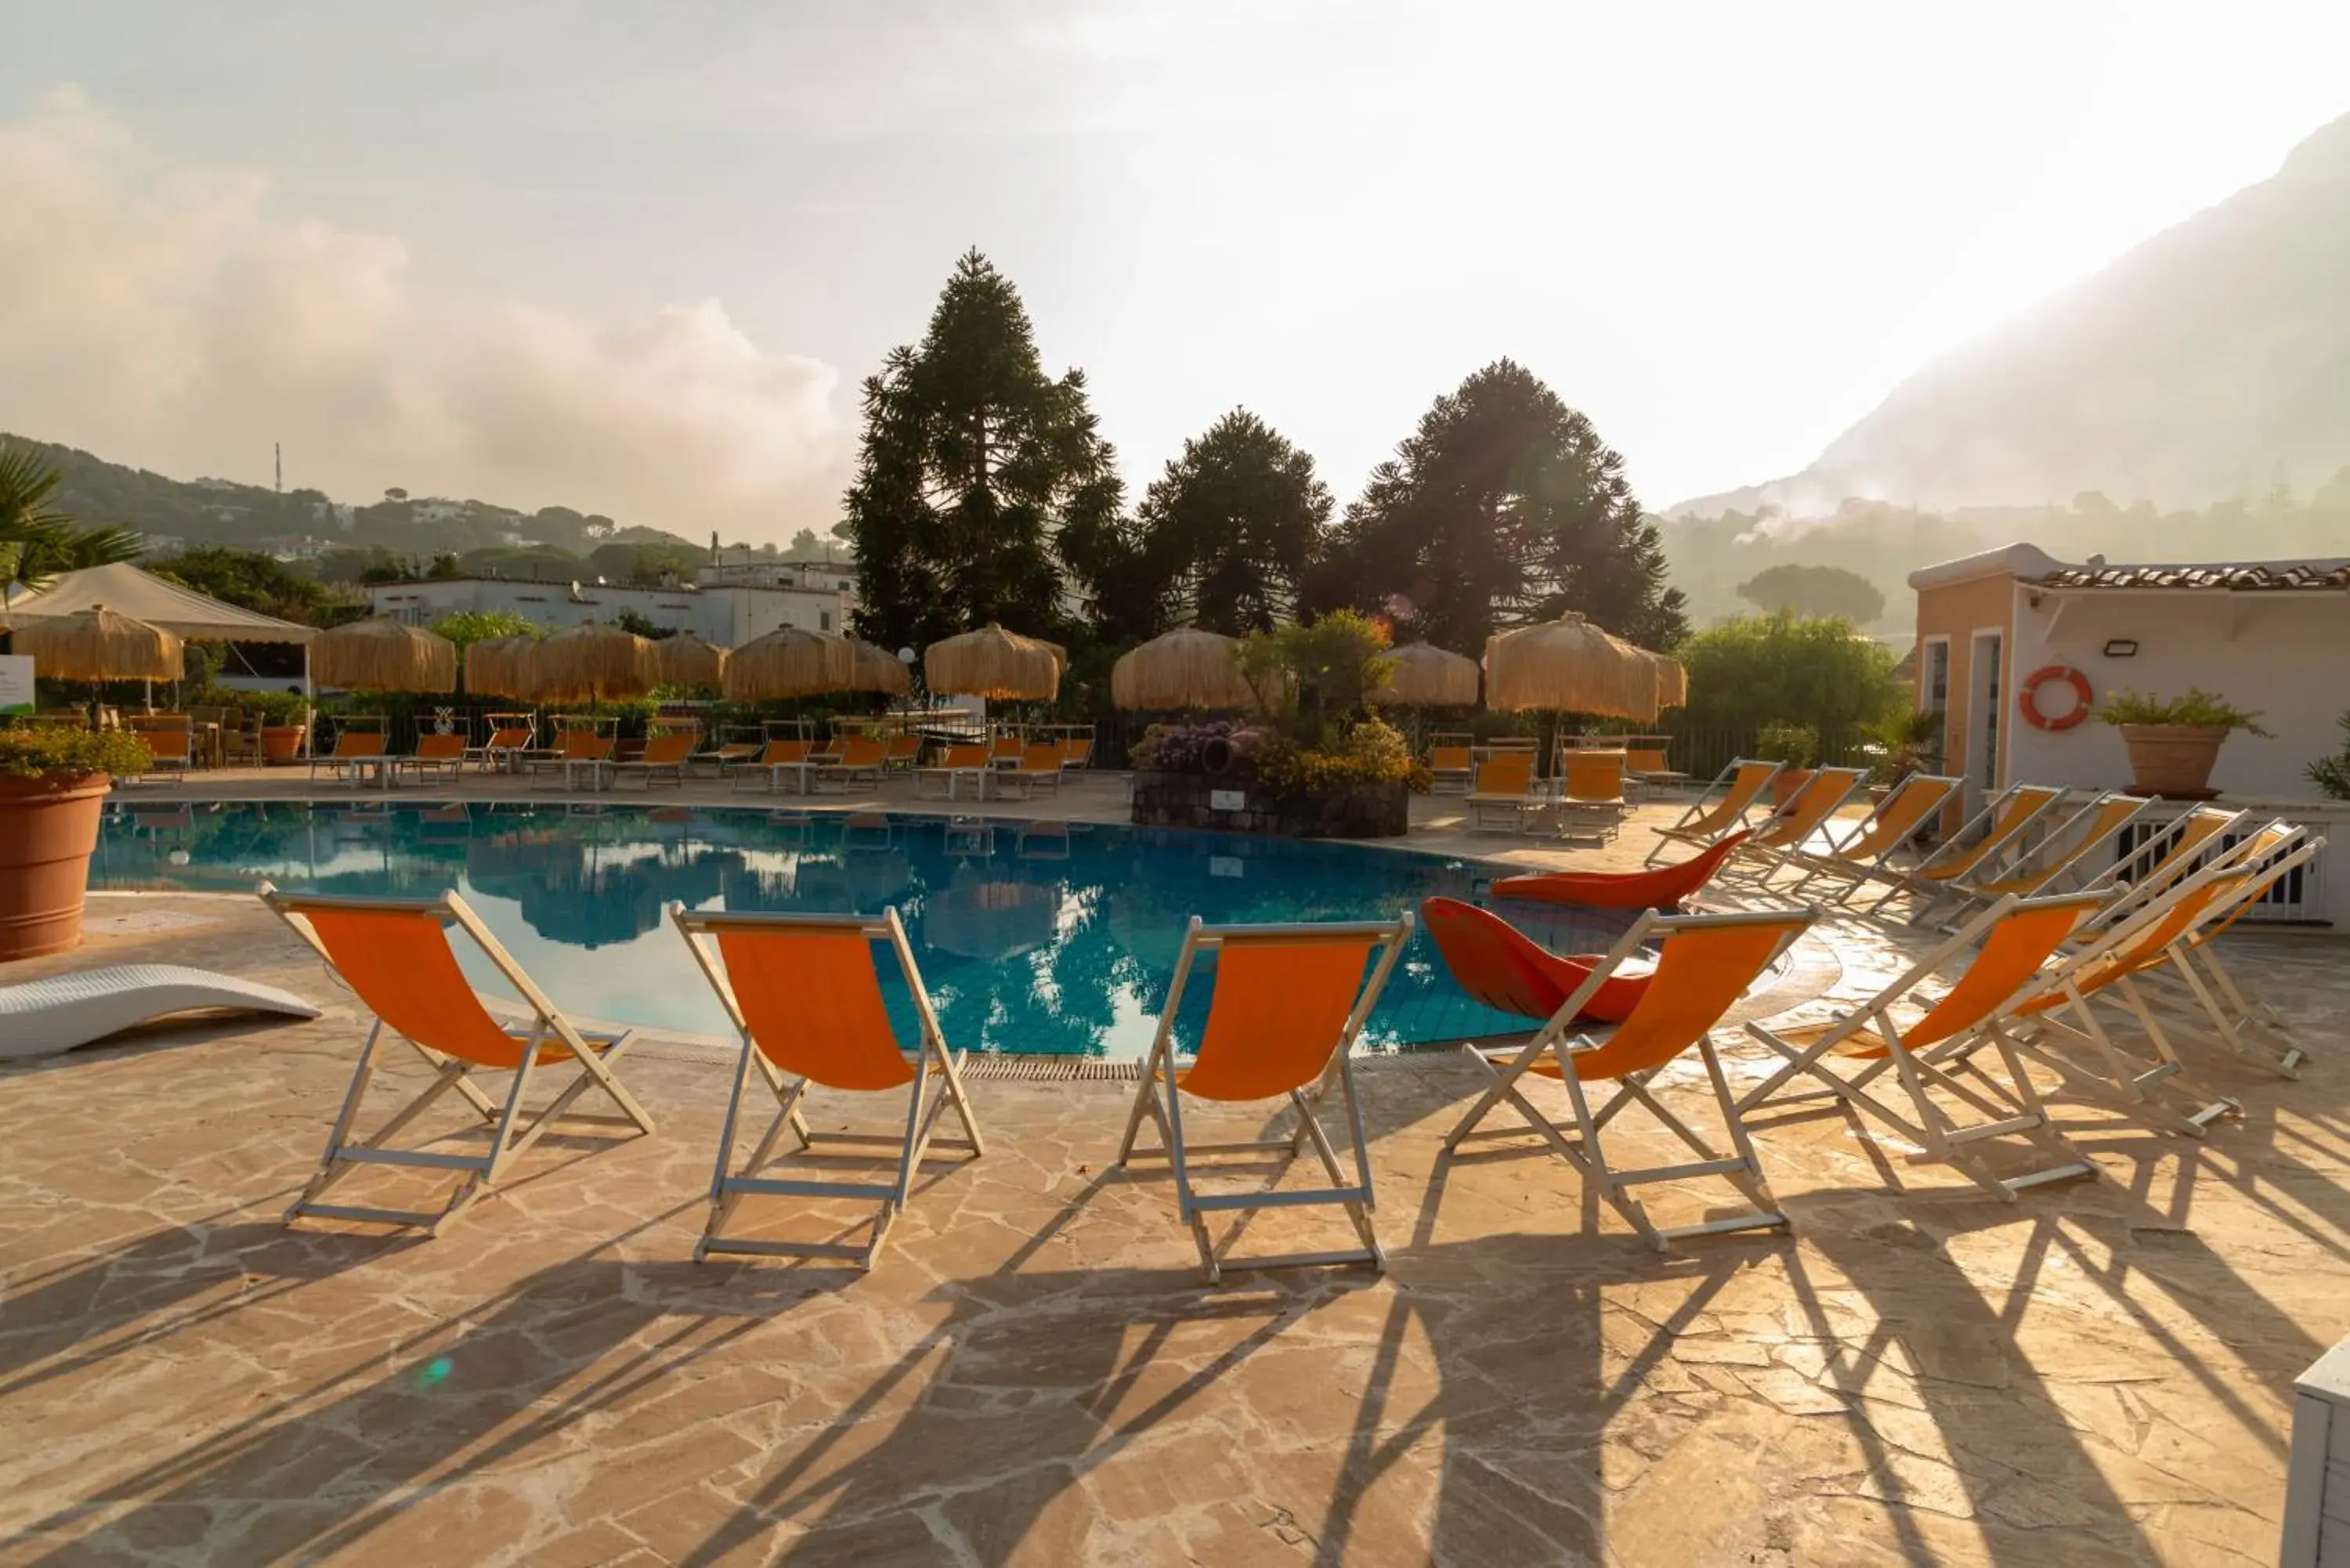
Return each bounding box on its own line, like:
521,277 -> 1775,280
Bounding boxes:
1130,770 -> 1408,838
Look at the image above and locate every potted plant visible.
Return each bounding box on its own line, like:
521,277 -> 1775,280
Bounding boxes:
0,725 -> 150,961
240,690 -> 310,764
1756,721 -> 1820,805
2096,687 -> 2271,799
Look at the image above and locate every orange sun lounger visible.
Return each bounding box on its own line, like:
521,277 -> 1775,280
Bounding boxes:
1118,915 -> 1412,1283
261,883 -> 656,1234
1422,898 -> 1650,1023
1446,906 -> 1817,1250
1491,831 -> 1749,910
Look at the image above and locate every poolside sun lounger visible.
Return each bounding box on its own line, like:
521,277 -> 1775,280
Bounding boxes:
1444,906 -> 1817,1251
308,728 -> 388,786
1428,742 -> 1475,794
1740,891 -> 2108,1199
670,905 -> 985,1270
1058,736 -> 1094,775
125,715 -> 194,781
1934,791 -> 2154,921
1423,898 -> 1651,1024
1119,914 -> 1412,1283
915,743 -> 992,800
393,732 -> 468,786
2074,804 -> 2247,932
608,729 -> 697,789
1867,783 -> 2068,918
1724,766 -> 1870,882
814,737 -> 888,792
1774,771 -> 1963,900
1491,830 -> 1749,910
1465,753 -> 1538,833
997,742 -> 1066,800
1623,743 -> 1690,795
726,739 -> 814,793
1645,759 -> 1782,862
0,963 -> 322,1061
1549,749 -> 1628,842
469,715 -> 536,773
261,883 -> 656,1234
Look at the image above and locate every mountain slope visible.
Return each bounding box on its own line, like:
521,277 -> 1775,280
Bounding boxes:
1675,110 -> 2350,518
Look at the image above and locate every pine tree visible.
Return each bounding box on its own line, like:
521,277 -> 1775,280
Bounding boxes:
1307,360 -> 1689,651
1130,409 -> 1332,636
844,251 -> 1123,654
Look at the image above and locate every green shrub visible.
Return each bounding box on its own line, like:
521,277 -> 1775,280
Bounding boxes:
1258,718 -> 1426,794
1755,721 -> 1818,768
2095,687 -> 2272,736
2307,711 -> 2350,801
0,725 -> 151,780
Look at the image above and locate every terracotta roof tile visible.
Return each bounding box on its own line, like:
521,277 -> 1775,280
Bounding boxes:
2026,561 -> 2350,591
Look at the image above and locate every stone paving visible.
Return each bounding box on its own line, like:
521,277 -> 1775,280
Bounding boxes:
2,799 -> 2347,1566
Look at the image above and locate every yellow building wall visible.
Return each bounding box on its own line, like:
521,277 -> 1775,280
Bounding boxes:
1914,573 -> 2018,810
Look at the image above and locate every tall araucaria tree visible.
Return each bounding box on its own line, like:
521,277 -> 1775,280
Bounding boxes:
844,250 -> 1125,655
1130,409 -> 1332,637
1306,359 -> 1688,652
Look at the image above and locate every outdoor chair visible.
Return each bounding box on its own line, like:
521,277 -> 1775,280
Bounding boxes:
1740,891 -> 2109,1200
1428,742 -> 1475,794
1444,907 -> 1817,1251
1623,742 -> 1690,797
1549,749 -> 1628,842
393,732 -> 468,786
1725,765 -> 1870,881
2074,804 -> 2248,933
2124,833 -> 2324,1078
519,725 -> 605,780
670,905 -> 985,1270
1866,783 -> 2068,918
1645,759 -> 1782,862
225,710 -> 266,767
1772,771 -> 1964,900
988,733 -> 1025,770
1465,753 -> 1539,833
1491,830 -> 1750,910
1423,898 -> 1651,1024
307,725 -> 388,787
125,714 -> 194,782
530,733 -> 616,790
727,739 -> 815,793
1933,791 -> 2155,923
695,730 -> 764,776
813,736 -> 888,791
261,884 -> 656,1234
469,714 -> 536,773
609,728 -> 697,789
883,733 -> 923,771
997,742 -> 1066,800
1058,735 -> 1094,775
1118,914 -> 1412,1283
914,742 -> 992,800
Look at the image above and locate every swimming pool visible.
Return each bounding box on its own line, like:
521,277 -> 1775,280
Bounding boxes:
91,801 -> 1645,1056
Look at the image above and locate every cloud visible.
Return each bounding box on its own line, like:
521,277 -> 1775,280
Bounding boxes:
0,89 -> 848,541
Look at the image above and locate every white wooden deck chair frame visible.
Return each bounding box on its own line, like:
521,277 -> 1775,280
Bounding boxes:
669,905 -> 983,1270
1868,782 -> 2069,918
1646,757 -> 1783,863
1739,891 -> 2108,1201
2122,833 -> 2323,1079
1117,915 -> 1412,1284
1931,791 -> 2157,927
1725,765 -> 1871,883
2073,804 -> 2251,934
260,882 -> 655,1234
1444,908 -> 1817,1252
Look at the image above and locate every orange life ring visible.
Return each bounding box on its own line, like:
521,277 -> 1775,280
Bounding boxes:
2019,665 -> 2092,731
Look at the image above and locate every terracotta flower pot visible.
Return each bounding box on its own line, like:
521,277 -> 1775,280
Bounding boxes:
261,724 -> 308,765
0,771 -> 114,962
2118,724 -> 2229,799
1769,768 -> 1815,807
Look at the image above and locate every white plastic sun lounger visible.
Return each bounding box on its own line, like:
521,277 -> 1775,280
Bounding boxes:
0,963 -> 322,1061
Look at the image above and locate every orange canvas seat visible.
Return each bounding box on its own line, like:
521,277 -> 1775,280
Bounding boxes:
998,742 -> 1065,800
1741,892 -> 2107,1198
1422,898 -> 1650,1024
393,730 -> 468,784
469,714 -> 536,771
2073,804 -> 2247,932
1117,915 -> 1413,1283
262,883 -> 655,1234
1647,759 -> 1783,862
2136,829 -> 2323,1077
1938,792 -> 2155,916
308,726 -> 388,785
1868,783 -> 2066,916
1056,735 -> 1094,774
671,907 -> 984,1269
914,742 -> 993,799
727,738 -> 815,793
1728,766 -> 1869,877
610,728 -> 697,789
1445,907 -> 1816,1250
1491,830 -> 1748,910
815,736 -> 889,790
1773,771 -> 1964,900
1428,742 -> 1475,793
1465,753 -> 1538,833
883,733 -> 922,768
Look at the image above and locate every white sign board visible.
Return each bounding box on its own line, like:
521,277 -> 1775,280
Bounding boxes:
1209,789 -> 1246,812
0,655 -> 31,717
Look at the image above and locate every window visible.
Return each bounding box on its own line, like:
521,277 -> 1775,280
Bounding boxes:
819,611 -> 833,630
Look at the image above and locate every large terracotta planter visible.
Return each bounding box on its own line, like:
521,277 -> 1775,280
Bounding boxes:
2118,724 -> 2229,799
261,724 -> 308,765
0,771 -> 113,963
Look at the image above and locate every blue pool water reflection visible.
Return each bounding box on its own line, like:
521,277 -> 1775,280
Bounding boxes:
92,801 -> 1644,1056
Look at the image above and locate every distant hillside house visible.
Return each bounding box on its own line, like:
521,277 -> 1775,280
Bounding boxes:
262,536 -> 335,562
696,546 -> 859,598
310,500 -> 357,532
367,574 -> 851,645
1910,541 -> 2350,927
410,499 -> 463,524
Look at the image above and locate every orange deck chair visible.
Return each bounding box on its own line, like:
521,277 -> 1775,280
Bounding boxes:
1646,758 -> 1782,862
395,730 -> 468,785
1057,735 -> 1094,775
610,728 -> 698,789
307,725 -> 387,786
1445,907 -> 1817,1251
727,737 -> 815,793
1867,782 -> 2069,917
670,906 -> 984,1269
815,736 -> 889,791
1465,752 -> 1538,833
1726,766 -> 1870,880
2072,804 -> 2248,932
1774,771 -> 1964,900
1554,748 -> 1629,842
1741,891 -> 2107,1199
915,742 -> 992,799
261,883 -> 655,1234
883,732 -> 923,771
470,714 -> 536,772
1000,742 -> 1067,800
1118,915 -> 1413,1284
1428,740 -> 1476,794
1934,791 -> 2154,922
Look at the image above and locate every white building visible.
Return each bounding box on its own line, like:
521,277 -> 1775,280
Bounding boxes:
1910,542 -> 2350,927
367,574 -> 851,645
410,499 -> 463,524
696,546 -> 859,600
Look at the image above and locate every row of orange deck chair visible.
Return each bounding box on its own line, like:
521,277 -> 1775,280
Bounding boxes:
260,882 -> 1403,1281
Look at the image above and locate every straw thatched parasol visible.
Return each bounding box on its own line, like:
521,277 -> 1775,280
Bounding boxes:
723,626 -> 853,700
7,605 -> 183,681
654,632 -> 728,689
526,621 -> 657,704
1110,627 -> 1254,710
464,634 -> 537,699
843,638 -> 913,697
1373,641 -> 1480,708
1644,648 -> 1689,710
309,616 -> 457,692
1483,613 -> 1658,721
924,623 -> 1061,701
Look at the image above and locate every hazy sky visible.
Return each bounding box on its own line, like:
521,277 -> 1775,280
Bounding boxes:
4,1 -> 2348,543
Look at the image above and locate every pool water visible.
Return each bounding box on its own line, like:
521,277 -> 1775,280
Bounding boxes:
92,801 -> 1646,1057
